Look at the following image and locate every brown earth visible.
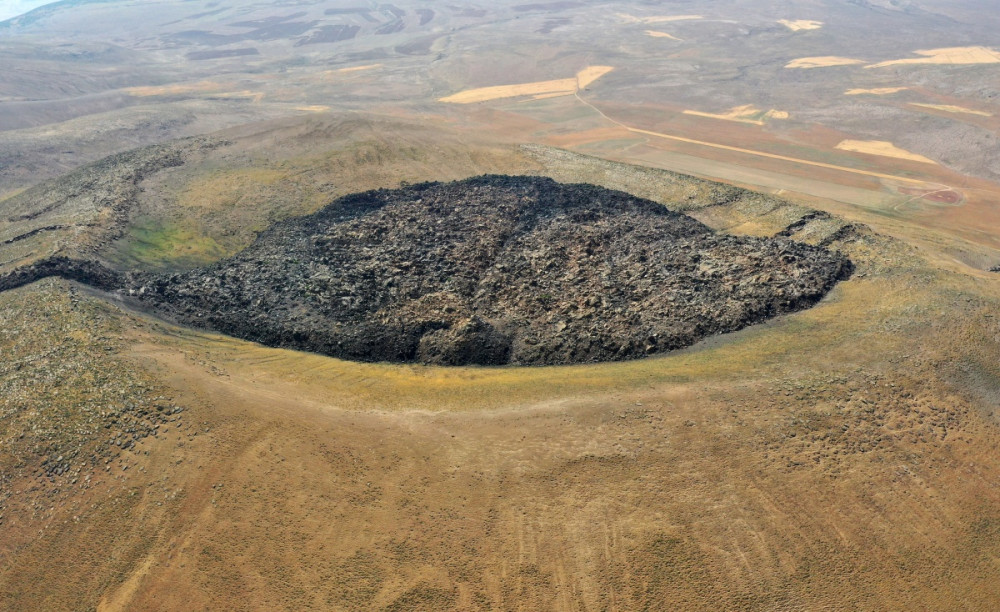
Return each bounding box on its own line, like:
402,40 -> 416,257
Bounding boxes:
785,57 -> 866,69
4,158 -> 1000,609
2,126 -> 1000,609
5,0 -> 1000,609
867,46 -> 1000,68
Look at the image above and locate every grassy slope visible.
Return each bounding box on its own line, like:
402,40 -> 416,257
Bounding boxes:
103,116 -> 547,272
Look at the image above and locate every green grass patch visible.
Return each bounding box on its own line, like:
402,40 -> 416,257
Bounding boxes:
117,217 -> 228,271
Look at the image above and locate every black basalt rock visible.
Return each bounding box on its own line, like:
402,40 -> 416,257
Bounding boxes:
1,175 -> 853,366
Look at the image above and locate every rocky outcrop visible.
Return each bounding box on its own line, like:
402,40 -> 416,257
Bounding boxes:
0,256 -> 132,293
0,175 -> 853,365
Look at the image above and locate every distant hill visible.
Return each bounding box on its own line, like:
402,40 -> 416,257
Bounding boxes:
0,0 -> 100,25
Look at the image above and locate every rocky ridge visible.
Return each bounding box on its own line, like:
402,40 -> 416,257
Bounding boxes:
0,175 -> 853,365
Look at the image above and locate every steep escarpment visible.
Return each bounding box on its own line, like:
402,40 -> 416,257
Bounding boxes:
0,175 -> 852,365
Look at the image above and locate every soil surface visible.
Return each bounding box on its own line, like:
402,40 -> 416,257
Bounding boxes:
1,175 -> 852,365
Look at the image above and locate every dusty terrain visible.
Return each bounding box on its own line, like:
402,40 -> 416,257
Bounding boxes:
439,66 -> 614,104
644,30 -> 681,40
785,57 -> 867,69
834,140 -> 938,164
4,0 -> 1000,610
910,103 -> 993,117
866,46 -> 1000,68
778,19 -> 823,32
3,123 -> 1000,610
682,105 -> 789,126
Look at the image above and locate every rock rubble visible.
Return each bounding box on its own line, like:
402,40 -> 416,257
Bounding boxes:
1,175 -> 853,365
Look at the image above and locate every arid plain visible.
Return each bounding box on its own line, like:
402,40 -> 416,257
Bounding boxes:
3,1 -> 1000,610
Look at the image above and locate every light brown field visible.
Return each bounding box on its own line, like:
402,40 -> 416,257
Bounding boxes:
440,78 -> 577,104
778,19 -> 823,31
9,170 -> 1000,610
644,30 -> 681,40
545,96 -> 1000,259
844,87 -> 909,95
909,103 -> 993,117
125,81 -> 229,97
295,105 -> 332,112
608,130 -> 1000,260
124,81 -> 265,103
683,104 -> 789,125
835,139 -> 937,164
867,46 -> 1000,68
335,64 -> 383,73
576,66 -> 615,88
532,92 -> 573,100
10,1 -> 1000,608
596,133 -> 997,256
571,96 -> 939,187
618,13 -> 703,24
301,65 -> 384,84
439,66 -> 613,104
7,112 -> 1000,609
620,144 -> 902,212
786,56 -> 867,69
205,90 -> 265,103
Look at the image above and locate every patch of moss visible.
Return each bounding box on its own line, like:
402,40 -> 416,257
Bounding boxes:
117,217 -> 229,271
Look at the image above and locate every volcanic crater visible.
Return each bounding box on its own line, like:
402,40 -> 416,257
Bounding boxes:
2,175 -> 852,366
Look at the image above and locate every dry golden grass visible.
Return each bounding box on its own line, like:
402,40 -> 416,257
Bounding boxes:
532,92 -> 573,100
125,80 -> 228,97
786,56 -> 867,68
105,116 -> 549,271
576,65 -> 614,88
10,175 -> 1000,611
439,78 -> 578,103
124,81 -> 264,103
618,13 -> 702,24
909,103 -> 992,117
644,30 -> 681,40
567,101 -> 938,186
836,139 -> 937,164
778,19 -> 823,31
683,104 -> 789,125
439,66 -> 613,104
297,65 -> 383,85
868,46 -> 1000,68
205,90 -> 264,103
845,87 -> 909,95
176,167 -> 290,210
335,64 -> 382,73
7,124 -> 1000,611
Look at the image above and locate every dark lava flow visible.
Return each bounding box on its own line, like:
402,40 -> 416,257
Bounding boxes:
0,175 -> 853,365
